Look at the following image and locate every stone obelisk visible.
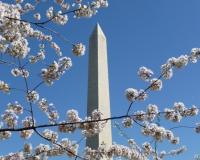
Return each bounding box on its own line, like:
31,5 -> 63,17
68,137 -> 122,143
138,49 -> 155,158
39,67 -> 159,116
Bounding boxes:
86,24 -> 112,154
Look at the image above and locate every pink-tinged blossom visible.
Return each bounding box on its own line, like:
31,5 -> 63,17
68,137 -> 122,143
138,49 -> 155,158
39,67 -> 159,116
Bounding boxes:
82,110 -> 105,137
42,129 -> 58,143
29,51 -> 45,64
23,3 -> 35,12
146,104 -> 159,121
20,117 -> 35,139
0,80 -> 10,93
164,108 -> 182,122
142,142 -> 153,156
142,122 -> 178,143
35,144 -> 50,155
2,109 -> 18,128
170,137 -> 180,145
20,130 -> 34,139
23,143 -> 32,154
51,42 -> 62,56
46,7 -> 68,25
125,88 -> 139,102
138,66 -> 154,81
11,68 -> 29,78
26,90 -> 39,103
0,131 -> 11,140
150,78 -> 162,91
41,57 -> 72,85
67,109 -> 81,122
134,110 -> 146,121
34,13 -> 41,20
7,38 -> 30,58
190,48 -> 200,63
38,98 -> 59,123
122,117 -> 133,128
85,144 -> 147,160
161,63 -> 173,79
74,5 -> 95,18
167,55 -> 189,68
72,43 -> 86,56
138,89 -> 148,101
7,101 -> 23,115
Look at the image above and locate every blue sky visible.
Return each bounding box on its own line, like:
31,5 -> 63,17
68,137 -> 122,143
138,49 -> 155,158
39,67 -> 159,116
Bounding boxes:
1,0 -> 200,159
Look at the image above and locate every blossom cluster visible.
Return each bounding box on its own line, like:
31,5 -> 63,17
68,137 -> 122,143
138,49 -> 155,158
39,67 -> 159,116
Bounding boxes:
51,42 -> 62,56
137,66 -> 163,91
122,117 -> 134,128
138,66 -> 154,81
0,2 -> 31,58
29,50 -> 45,64
142,122 -> 179,144
59,109 -> 105,137
20,116 -> 35,139
122,104 -> 159,128
124,78 -> 162,103
125,88 -> 148,102
124,80 -> 161,102
72,43 -> 86,56
126,48 -> 200,104
11,68 -> 29,78
164,102 -> 199,122
46,7 -> 68,25
7,101 -> 23,115
43,0 -> 109,23
161,48 -> 200,80
0,106 -> 105,142
23,3 -> 35,13
0,80 -> 10,93
42,129 -> 58,143
1,102 -> 23,128
41,57 -> 72,85
33,13 -> 41,21
0,122 -> 11,140
0,0 -> 87,64
54,0 -> 70,11
131,102 -> 198,124
74,0 -> 109,18
23,143 -> 32,154
0,152 -> 24,160
38,98 -> 59,123
33,139 -> 78,158
84,141 -> 186,160
142,142 -> 153,156
26,90 -> 39,103
0,138 -> 78,159
84,143 -> 147,160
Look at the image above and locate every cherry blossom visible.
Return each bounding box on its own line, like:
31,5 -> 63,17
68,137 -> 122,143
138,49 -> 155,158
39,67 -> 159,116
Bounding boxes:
125,88 -> 139,102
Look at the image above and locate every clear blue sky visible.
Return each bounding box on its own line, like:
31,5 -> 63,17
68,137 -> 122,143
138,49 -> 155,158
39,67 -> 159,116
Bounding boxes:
1,0 -> 200,159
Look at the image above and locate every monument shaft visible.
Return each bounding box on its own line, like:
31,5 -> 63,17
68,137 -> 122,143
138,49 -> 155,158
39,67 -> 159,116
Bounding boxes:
86,24 -> 112,153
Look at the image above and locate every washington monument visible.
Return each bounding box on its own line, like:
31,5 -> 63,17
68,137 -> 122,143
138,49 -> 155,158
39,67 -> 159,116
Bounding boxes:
86,23 -> 112,158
